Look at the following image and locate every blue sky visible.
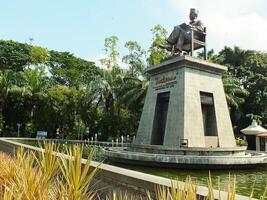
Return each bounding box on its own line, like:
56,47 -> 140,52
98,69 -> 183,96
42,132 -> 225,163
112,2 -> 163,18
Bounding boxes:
1,0 -> 267,62
0,0 -> 180,60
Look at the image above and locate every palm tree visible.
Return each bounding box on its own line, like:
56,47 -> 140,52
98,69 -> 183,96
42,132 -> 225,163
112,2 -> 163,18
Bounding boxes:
22,67 -> 49,97
222,72 -> 249,109
92,68 -> 124,113
20,67 -> 51,133
118,75 -> 148,113
0,71 -> 12,109
0,71 -> 13,132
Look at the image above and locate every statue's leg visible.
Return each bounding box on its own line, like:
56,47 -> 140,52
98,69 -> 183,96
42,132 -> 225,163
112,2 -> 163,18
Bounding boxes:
184,32 -> 191,41
167,26 -> 181,44
176,33 -> 185,52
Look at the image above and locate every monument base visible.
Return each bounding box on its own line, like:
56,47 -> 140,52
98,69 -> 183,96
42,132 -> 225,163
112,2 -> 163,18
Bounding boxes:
103,145 -> 267,169
135,55 -> 237,148
103,56 -> 267,169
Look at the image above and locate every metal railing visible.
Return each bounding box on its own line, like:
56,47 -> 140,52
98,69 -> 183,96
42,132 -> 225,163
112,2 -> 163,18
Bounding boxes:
14,137 -> 132,148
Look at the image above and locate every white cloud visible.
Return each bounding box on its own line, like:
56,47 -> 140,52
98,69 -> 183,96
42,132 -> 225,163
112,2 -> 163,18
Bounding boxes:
87,54 -> 105,69
87,54 -> 128,70
170,0 -> 267,52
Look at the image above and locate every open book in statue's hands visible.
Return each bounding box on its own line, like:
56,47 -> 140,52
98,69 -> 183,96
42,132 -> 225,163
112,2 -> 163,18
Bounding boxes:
179,23 -> 191,31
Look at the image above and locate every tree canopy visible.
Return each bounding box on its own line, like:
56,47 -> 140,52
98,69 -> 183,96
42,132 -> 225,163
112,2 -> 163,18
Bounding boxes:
0,25 -> 266,139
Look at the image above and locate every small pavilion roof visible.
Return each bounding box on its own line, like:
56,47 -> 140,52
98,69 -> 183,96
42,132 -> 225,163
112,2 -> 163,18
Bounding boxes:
241,120 -> 267,136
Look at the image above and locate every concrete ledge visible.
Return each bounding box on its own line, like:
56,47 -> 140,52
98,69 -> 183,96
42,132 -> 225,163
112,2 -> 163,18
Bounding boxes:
0,138 -> 255,200
129,144 -> 247,156
104,147 -> 267,168
146,55 -> 227,75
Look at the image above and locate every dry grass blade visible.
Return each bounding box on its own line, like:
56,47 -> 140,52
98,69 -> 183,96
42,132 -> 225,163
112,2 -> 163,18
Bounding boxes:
226,174 -> 236,200
249,177 -> 256,200
36,141 -> 60,182
169,179 -> 184,200
59,144 -> 99,200
260,186 -> 267,200
184,176 -> 197,200
106,191 -> 139,200
207,172 -> 215,200
151,176 -> 198,200
0,153 -> 16,196
154,185 -> 169,200
2,147 -> 49,199
217,176 -> 221,200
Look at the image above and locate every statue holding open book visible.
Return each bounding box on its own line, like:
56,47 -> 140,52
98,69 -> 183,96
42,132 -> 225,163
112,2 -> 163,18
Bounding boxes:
159,8 -> 207,59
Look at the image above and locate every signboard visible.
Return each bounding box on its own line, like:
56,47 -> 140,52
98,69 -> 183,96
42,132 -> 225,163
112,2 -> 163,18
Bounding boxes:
36,131 -> 47,138
153,75 -> 177,91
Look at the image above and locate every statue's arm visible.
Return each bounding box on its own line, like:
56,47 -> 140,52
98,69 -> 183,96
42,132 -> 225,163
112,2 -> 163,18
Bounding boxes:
194,20 -> 205,32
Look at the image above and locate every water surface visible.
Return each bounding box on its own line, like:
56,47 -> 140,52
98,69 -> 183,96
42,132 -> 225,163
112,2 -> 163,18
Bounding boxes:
112,162 -> 267,198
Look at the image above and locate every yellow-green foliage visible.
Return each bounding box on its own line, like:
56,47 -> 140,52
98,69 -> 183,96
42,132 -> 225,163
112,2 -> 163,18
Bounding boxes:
235,137 -> 247,146
147,177 -> 198,200
59,145 -> 98,199
0,143 -> 98,200
144,174 -> 265,200
106,191 -> 138,200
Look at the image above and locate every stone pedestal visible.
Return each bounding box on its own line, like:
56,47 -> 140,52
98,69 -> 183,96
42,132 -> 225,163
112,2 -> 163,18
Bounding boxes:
134,56 -> 236,148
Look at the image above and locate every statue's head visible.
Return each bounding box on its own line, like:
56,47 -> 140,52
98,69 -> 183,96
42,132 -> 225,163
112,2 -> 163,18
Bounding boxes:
189,8 -> 198,21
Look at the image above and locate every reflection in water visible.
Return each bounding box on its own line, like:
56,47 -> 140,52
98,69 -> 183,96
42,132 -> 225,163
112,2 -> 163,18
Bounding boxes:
111,162 -> 267,198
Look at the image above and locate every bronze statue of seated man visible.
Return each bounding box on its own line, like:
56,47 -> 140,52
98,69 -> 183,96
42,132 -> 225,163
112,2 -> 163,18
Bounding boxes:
159,8 -> 205,54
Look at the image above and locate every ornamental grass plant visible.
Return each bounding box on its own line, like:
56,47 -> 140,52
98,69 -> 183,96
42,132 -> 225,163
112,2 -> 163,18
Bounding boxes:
146,176 -> 198,200
0,143 -> 98,200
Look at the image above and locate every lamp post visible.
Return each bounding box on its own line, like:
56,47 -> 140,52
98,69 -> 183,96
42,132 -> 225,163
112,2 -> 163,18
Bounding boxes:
121,135 -> 124,147
17,123 -> 21,137
56,128 -> 60,139
86,127 -> 89,140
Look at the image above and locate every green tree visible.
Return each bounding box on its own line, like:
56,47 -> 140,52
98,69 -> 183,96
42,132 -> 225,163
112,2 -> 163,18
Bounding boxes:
100,36 -> 120,69
44,86 -> 80,138
148,25 -> 171,66
120,40 -> 148,113
78,86 -> 100,139
222,73 -> 249,110
218,47 -> 267,129
0,40 -> 31,71
2,28 -> 266,141
49,51 -> 98,89
0,71 -> 14,133
123,41 -> 146,76
119,76 -> 148,113
20,67 -> 51,135
30,46 -> 49,65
